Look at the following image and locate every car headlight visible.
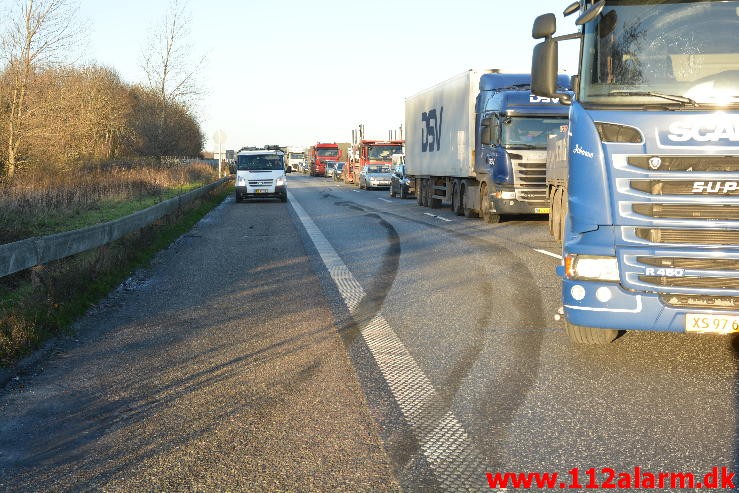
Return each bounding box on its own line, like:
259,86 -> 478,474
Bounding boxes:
276,176 -> 285,186
565,255 -> 620,282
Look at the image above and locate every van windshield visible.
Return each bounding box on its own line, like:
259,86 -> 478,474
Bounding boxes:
237,154 -> 284,171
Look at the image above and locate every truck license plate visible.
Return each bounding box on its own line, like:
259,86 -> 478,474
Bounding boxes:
685,314 -> 739,334
535,207 -> 550,214
254,189 -> 266,194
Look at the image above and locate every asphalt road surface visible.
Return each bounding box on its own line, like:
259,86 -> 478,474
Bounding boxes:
2,173 -> 738,492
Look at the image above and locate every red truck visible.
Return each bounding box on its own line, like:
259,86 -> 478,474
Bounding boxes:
345,140 -> 404,185
309,142 -> 341,177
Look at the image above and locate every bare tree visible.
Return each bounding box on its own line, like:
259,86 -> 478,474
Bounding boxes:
1,0 -> 80,178
141,0 -> 204,107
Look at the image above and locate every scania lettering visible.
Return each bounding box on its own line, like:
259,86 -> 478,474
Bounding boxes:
531,0 -> 739,344
405,70 -> 571,222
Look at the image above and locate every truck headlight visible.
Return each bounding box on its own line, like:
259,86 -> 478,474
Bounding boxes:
565,255 -> 620,282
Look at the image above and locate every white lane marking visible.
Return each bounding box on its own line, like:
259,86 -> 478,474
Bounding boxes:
424,212 -> 453,223
353,190 -> 360,193
288,191 -> 488,490
533,249 -> 563,260
378,198 -> 392,203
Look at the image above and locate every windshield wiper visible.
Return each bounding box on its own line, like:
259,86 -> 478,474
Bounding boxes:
608,90 -> 699,106
505,143 -> 538,150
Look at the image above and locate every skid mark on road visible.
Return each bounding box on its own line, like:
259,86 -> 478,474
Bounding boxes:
288,191 -> 490,491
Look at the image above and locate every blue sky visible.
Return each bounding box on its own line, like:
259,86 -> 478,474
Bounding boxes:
77,0 -> 579,152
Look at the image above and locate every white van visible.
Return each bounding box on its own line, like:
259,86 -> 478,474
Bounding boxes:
235,149 -> 290,203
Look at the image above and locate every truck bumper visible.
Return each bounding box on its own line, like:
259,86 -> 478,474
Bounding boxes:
491,197 -> 550,215
236,185 -> 286,199
563,279 -> 739,333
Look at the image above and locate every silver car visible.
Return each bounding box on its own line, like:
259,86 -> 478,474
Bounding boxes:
359,165 -> 393,190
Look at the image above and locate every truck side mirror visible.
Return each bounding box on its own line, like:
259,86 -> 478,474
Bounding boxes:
532,13 -> 556,39
532,39 -> 572,105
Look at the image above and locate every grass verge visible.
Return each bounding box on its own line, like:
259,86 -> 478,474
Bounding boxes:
0,183 -> 233,367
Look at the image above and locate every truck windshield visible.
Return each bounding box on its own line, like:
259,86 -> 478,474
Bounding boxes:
501,118 -> 569,148
289,153 -> 304,160
368,145 -> 403,161
237,155 -> 284,171
316,148 -> 339,157
581,0 -> 739,107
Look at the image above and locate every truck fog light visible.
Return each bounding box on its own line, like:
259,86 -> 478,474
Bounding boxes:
596,287 -> 613,303
571,284 -> 586,301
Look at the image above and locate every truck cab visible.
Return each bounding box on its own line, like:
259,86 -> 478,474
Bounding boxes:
235,150 -> 289,203
532,0 -> 739,343
475,76 -> 571,218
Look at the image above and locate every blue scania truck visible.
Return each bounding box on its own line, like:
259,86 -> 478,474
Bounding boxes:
405,70 -> 571,222
531,0 -> 739,344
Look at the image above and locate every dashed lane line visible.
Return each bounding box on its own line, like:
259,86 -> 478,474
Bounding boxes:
533,249 -> 563,261
288,191 -> 490,491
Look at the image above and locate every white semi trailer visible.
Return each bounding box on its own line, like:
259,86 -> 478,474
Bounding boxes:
405,69 -> 570,221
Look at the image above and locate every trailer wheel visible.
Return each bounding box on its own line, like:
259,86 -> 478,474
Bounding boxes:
565,320 -> 620,344
421,179 -> 429,207
416,179 -> 424,206
429,180 -> 442,208
452,182 -> 464,216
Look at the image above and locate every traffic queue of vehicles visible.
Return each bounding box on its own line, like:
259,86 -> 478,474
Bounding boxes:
235,0 -> 738,346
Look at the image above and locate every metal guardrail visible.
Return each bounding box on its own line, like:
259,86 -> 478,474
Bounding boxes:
0,177 -> 231,278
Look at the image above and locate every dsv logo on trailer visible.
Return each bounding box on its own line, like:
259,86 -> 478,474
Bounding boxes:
421,108 -> 443,152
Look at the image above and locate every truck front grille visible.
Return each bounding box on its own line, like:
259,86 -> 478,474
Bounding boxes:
640,276 -> 739,290
632,204 -> 739,221
248,180 -> 273,186
513,161 -> 547,204
635,228 -> 739,245
637,257 -> 739,271
628,155 -> 739,172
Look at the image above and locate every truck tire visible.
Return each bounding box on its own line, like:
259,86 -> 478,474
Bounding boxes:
560,189 -> 568,243
280,193 -> 288,203
463,184 -> 478,218
548,188 -> 556,238
400,186 -> 408,199
565,320 -> 619,344
416,179 -> 424,206
551,188 -> 562,242
480,183 -> 501,223
421,179 -> 429,207
452,182 -> 464,216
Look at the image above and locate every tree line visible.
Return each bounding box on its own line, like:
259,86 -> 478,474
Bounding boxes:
0,0 -> 205,180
